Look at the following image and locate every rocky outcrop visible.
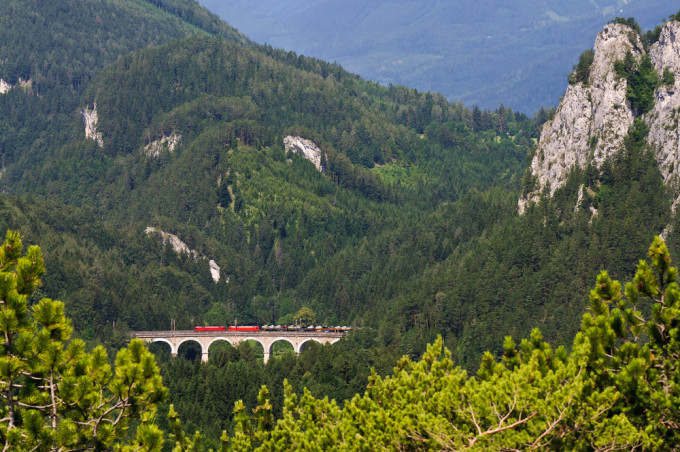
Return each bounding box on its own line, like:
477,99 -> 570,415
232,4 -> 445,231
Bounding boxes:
82,104 -> 103,147
521,19 -> 680,230
143,132 -> 181,157
0,79 -> 11,94
648,21 -> 680,194
0,78 -> 30,94
283,136 -> 325,172
519,23 -> 641,213
145,227 -> 223,283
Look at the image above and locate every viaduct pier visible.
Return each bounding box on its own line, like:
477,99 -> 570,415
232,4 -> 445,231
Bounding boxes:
132,329 -> 346,363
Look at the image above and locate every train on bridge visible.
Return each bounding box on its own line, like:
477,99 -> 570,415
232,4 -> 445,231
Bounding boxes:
194,325 -> 352,333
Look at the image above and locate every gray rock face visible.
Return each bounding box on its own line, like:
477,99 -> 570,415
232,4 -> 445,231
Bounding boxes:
145,227 -> 223,283
519,21 -> 680,213
0,78 -> 30,94
283,136 -> 324,172
82,104 -> 103,148
143,132 -> 181,157
648,22 -> 680,194
0,79 -> 11,94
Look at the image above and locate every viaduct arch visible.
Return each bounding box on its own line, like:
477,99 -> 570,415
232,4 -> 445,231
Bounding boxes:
132,330 -> 345,363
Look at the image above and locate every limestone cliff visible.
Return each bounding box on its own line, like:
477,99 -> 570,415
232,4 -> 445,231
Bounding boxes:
145,227 -> 223,283
82,103 -> 104,147
648,22 -> 680,195
519,21 -> 680,213
0,78 -> 31,94
0,79 -> 11,94
283,136 -> 325,172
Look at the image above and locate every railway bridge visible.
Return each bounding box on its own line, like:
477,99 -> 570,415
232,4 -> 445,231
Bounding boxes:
132,329 -> 346,363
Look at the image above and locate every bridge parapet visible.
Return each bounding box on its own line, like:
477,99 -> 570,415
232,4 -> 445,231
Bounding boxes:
132,330 -> 346,363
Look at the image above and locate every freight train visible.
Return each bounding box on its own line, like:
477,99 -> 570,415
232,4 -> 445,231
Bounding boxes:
193,325 -> 351,332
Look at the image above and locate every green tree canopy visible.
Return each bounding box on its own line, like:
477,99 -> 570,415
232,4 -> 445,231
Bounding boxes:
0,230 -> 168,451
292,307 -> 316,326
568,49 -> 594,85
224,236 -> 680,450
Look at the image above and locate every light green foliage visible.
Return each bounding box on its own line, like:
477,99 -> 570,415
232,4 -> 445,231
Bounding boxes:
582,236 -> 680,446
0,230 -> 168,451
370,164 -> 427,188
292,307 -> 316,326
219,237 -> 680,450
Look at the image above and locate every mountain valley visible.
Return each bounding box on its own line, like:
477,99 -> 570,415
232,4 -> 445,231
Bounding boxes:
2,1 -> 680,448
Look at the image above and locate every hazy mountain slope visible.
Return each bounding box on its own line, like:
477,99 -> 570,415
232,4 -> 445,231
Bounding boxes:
198,0 -> 678,112
0,0 -> 247,95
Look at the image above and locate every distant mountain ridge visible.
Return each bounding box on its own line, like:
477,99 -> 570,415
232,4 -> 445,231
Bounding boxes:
198,0 -> 678,112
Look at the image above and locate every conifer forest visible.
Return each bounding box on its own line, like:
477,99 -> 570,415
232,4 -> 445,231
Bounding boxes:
1,0 -> 680,449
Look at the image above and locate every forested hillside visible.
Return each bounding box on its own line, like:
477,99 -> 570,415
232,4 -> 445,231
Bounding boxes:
219,237 -> 680,450
2,0 -> 680,448
0,0 -> 247,185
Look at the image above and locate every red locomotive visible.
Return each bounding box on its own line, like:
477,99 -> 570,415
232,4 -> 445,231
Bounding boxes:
194,326 -> 226,331
228,326 -> 260,332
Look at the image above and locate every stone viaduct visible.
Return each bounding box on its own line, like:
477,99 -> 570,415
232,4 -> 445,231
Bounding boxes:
132,329 -> 346,363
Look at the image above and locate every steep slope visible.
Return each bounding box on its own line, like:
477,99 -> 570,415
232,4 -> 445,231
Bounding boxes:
0,0 -> 247,183
648,22 -> 680,196
65,34 -> 529,329
519,17 -> 680,214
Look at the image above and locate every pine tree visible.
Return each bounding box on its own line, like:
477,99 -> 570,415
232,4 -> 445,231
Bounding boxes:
0,230 -> 168,451
220,236 -> 680,450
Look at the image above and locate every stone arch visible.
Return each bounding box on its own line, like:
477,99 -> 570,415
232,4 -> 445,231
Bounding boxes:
147,340 -> 174,360
298,338 -> 323,354
206,338 -> 237,363
177,339 -> 204,361
208,337 -> 237,349
150,338 -> 175,355
237,337 -> 266,363
267,338 -> 295,359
